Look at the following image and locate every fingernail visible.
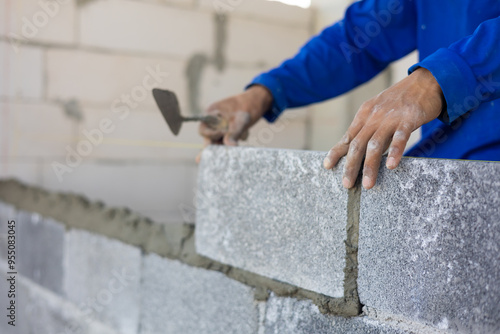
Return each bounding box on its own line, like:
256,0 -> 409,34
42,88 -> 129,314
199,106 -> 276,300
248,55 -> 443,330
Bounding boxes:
362,175 -> 371,189
343,177 -> 350,188
387,157 -> 396,169
323,156 -> 331,169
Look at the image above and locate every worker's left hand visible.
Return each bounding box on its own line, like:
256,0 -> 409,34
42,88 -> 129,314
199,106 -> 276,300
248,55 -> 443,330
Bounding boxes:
323,68 -> 445,190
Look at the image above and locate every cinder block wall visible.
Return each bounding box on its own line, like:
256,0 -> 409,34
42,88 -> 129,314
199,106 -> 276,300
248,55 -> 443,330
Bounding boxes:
1,146 -> 499,333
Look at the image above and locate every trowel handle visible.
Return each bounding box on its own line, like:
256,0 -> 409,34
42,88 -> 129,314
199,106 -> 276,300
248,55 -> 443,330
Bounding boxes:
202,115 -> 228,131
182,115 -> 228,131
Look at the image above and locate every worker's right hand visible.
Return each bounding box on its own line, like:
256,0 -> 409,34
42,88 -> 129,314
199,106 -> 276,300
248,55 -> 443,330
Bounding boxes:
197,85 -> 273,162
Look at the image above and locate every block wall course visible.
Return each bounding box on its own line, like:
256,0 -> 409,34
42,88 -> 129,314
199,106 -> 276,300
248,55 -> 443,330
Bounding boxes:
63,229 -> 142,334
16,210 -> 65,295
140,253 -> 259,334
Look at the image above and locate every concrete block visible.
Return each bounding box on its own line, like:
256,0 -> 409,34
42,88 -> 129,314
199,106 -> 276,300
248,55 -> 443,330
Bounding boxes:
358,158 -> 500,334
75,108 -> 202,163
0,0 -> 76,46
196,146 -> 349,298
198,0 -> 313,28
140,253 -> 259,334
42,161 -> 198,223
0,268 -> 118,334
227,17 -> 310,67
47,49 -> 187,109
0,102 -> 75,159
79,0 -> 212,57
263,294 -> 409,334
13,211 -> 65,295
63,229 -> 142,334
0,42 -> 43,99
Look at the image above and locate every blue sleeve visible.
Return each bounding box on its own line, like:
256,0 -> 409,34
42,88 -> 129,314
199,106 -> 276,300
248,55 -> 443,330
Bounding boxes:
248,0 -> 418,122
409,16 -> 500,123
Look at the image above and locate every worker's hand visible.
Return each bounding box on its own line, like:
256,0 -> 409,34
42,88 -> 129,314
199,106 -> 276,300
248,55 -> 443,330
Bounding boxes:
323,68 -> 445,190
197,85 -> 273,162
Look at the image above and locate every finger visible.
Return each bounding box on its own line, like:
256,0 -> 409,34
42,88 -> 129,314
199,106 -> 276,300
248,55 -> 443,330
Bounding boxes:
346,101 -> 375,139
223,110 -> 251,146
195,138 -> 212,164
323,140 -> 349,170
324,102 -> 373,170
343,125 -> 378,189
362,126 -> 393,189
386,126 -> 412,169
199,122 -> 224,143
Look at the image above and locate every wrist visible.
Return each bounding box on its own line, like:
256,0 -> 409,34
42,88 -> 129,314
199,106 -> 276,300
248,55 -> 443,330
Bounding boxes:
244,85 -> 273,121
413,67 -> 445,117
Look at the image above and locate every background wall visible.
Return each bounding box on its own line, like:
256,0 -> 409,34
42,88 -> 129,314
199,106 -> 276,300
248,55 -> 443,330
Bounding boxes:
0,0 -> 420,223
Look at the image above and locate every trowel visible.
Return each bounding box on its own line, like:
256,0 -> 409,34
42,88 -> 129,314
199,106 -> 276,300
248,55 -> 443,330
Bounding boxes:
152,88 -> 228,136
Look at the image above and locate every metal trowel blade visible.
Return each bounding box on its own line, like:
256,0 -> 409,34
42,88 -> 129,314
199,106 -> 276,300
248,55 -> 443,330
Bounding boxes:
152,88 -> 183,136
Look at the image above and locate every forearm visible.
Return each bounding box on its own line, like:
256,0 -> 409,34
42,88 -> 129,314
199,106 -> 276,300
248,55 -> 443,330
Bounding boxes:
409,15 -> 500,123
249,0 -> 418,122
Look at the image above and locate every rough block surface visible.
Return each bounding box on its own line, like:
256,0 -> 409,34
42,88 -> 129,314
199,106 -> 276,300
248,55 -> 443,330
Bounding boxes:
359,158 -> 500,334
63,229 -> 142,334
0,269 -> 117,334
196,146 -> 349,298
263,295 -> 408,334
140,253 -> 259,334
16,211 -> 65,295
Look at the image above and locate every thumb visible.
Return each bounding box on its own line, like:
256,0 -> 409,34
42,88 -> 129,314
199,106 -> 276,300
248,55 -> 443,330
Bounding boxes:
223,111 -> 251,146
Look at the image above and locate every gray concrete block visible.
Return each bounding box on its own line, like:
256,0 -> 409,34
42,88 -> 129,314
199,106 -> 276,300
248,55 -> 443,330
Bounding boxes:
0,263 -> 118,334
263,294 -> 408,334
139,253 -> 259,334
196,146 -> 349,298
359,158 -> 500,334
14,210 -> 65,295
64,229 -> 142,334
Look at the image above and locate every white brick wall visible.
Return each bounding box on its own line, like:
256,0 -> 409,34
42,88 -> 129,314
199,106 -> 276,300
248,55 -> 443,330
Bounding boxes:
79,0 -> 213,57
0,101 -> 75,158
0,0 -> 76,45
1,0 -> 317,223
76,108 -> 202,162
46,49 -> 188,109
42,161 -> 198,223
227,17 -> 310,67
0,42 -> 44,99
198,0 -> 313,28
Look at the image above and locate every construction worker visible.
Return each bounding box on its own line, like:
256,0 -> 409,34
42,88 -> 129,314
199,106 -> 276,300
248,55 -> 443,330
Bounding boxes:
199,0 -> 500,189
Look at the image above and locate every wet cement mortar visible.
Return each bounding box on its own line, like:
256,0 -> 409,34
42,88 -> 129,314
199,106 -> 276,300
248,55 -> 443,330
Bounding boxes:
0,179 -> 361,317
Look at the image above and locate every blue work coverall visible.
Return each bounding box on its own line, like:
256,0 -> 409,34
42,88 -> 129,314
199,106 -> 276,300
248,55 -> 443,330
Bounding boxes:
250,0 -> 500,160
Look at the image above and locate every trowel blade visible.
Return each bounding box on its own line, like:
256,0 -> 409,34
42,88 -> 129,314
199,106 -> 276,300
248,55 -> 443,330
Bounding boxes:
152,88 -> 183,136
